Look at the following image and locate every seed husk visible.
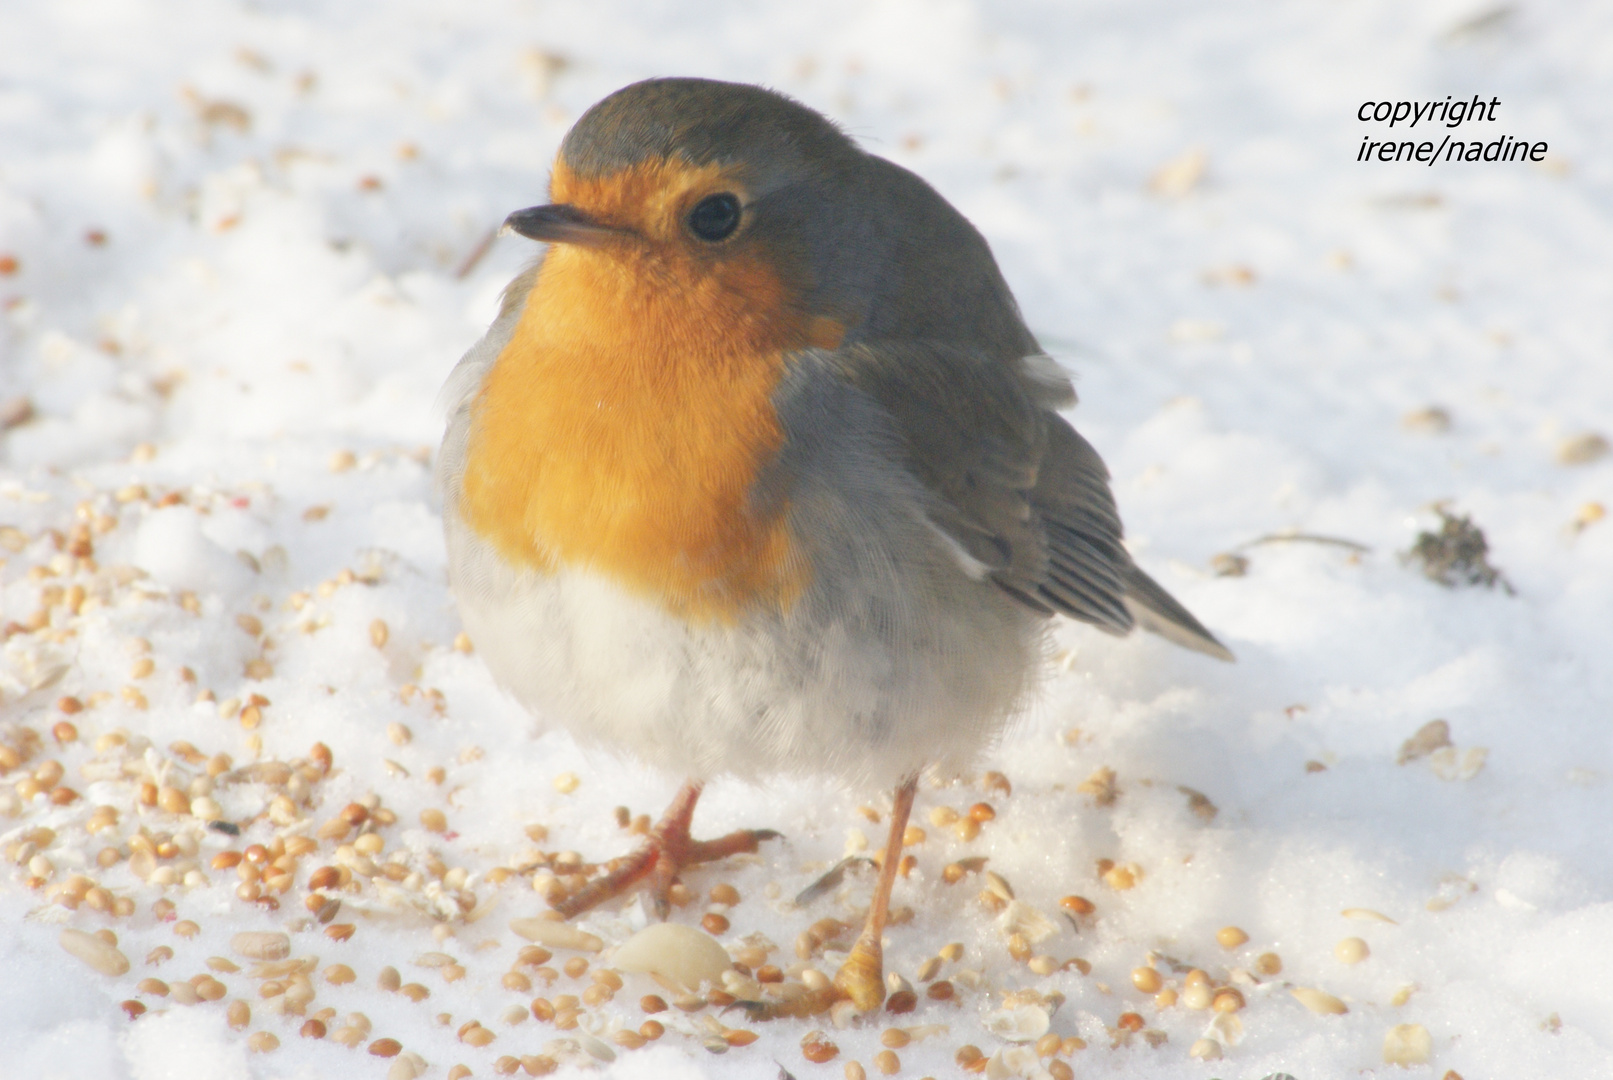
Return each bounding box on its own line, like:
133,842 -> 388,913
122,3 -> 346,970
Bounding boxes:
510,918 -> 603,952
1342,907 -> 1398,924
1292,987 -> 1349,1015
232,932 -> 290,960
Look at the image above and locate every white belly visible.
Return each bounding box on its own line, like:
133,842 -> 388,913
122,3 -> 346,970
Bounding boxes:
444,509 -> 1042,790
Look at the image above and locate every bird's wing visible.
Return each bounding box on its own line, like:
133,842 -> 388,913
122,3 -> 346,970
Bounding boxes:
808,342 -> 1232,660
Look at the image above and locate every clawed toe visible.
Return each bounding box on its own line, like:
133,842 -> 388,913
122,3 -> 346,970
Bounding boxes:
548,782 -> 781,920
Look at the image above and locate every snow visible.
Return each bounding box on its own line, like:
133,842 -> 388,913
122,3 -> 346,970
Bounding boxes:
2,1 -> 1611,1077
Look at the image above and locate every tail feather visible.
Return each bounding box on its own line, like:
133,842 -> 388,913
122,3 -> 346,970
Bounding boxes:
1122,564 -> 1234,662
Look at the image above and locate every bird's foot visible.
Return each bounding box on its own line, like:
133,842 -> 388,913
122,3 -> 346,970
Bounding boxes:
732,935 -> 886,1022
551,782 -> 779,920
832,932 -> 887,1011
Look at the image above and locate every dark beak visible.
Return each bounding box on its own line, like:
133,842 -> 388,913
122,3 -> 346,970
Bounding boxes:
502,204 -> 619,246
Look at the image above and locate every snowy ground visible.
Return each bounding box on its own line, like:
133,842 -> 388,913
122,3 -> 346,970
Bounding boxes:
3,1 -> 1611,1078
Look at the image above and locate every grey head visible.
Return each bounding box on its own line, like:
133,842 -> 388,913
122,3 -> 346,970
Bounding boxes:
513,77 -> 1040,361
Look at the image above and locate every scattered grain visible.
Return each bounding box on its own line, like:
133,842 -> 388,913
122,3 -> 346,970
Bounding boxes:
60,928 -> 129,976
1215,926 -> 1249,948
802,1030 -> 839,1063
1292,987 -> 1349,1015
1383,1023 -> 1432,1065
1335,937 -> 1370,964
232,932 -> 290,960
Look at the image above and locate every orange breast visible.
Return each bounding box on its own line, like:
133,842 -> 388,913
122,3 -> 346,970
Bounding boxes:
460,225 -> 813,623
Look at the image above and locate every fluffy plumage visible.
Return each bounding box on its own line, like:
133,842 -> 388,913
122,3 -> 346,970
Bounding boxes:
439,76 -> 1229,793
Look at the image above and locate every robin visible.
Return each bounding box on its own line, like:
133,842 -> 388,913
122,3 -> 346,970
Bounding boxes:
439,76 -> 1231,1013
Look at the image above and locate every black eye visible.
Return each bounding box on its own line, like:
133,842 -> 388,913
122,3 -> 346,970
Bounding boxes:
688,193 -> 741,241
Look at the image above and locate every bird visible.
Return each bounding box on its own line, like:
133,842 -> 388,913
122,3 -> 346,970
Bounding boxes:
437,76 -> 1231,1014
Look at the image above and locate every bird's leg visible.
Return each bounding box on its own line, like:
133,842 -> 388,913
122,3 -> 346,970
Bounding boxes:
552,780 -> 779,920
833,775 -> 919,1012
